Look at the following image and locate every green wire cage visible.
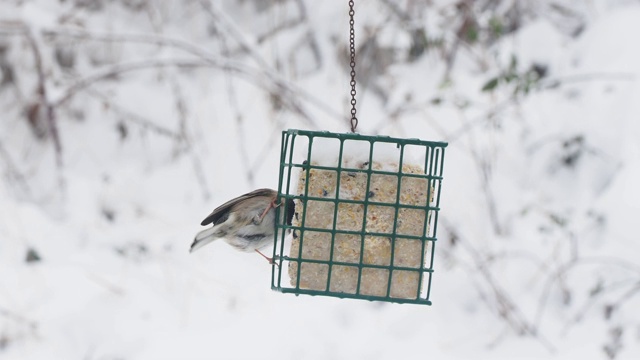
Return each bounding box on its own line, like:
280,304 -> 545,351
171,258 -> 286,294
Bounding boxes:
272,130 -> 447,305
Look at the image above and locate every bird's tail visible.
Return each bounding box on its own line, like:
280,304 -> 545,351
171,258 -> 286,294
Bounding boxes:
190,227 -> 221,253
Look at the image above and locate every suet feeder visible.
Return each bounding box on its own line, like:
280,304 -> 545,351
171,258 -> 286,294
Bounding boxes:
272,130 -> 447,305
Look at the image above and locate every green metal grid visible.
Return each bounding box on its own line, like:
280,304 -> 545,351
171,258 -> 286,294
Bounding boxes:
272,129 -> 447,305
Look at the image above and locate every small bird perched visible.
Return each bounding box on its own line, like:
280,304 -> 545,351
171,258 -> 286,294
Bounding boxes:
190,188 -> 295,263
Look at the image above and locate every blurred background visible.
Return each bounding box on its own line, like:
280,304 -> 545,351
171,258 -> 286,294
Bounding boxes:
1,0 -> 639,359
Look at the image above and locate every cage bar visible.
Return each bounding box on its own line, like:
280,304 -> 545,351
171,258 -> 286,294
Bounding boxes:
272,130 -> 447,305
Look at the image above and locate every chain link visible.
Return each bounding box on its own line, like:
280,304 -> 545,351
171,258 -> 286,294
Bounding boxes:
348,0 -> 358,133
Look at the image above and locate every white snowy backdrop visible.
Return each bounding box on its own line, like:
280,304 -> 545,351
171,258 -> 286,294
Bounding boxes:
1,0 -> 639,359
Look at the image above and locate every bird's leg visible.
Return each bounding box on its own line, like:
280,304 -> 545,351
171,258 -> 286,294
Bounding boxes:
255,249 -> 279,267
256,198 -> 281,223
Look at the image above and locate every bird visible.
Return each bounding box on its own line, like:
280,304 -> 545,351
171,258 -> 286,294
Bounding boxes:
190,188 -> 295,264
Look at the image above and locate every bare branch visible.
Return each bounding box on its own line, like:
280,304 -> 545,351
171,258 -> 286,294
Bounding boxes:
84,88 -> 183,140
256,0 -> 307,44
0,306 -> 38,331
23,27 -> 63,168
53,58 -> 244,107
47,25 -> 343,127
0,139 -> 32,197
440,217 -> 556,352
168,78 -> 211,200
43,28 -> 221,66
198,0 -> 340,129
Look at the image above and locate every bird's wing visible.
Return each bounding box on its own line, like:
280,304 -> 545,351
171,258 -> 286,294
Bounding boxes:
200,188 -> 276,226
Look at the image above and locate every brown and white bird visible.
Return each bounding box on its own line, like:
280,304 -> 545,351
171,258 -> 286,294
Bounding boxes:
190,188 -> 295,263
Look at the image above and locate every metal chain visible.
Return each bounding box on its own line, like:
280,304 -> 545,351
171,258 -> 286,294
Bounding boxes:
348,0 -> 358,133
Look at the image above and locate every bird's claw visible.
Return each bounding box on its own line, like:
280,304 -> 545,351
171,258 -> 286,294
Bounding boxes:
256,198 -> 282,223
255,249 -> 279,268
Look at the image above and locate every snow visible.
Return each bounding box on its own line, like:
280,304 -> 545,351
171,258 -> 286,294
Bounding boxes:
2,0 -> 640,359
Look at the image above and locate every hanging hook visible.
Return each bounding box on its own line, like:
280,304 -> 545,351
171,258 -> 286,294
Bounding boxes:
349,0 -> 358,133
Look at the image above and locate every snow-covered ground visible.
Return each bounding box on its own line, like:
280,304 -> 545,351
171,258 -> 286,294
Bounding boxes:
1,1 -> 639,359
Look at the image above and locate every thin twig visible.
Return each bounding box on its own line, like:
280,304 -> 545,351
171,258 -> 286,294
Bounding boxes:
168,77 -> 211,200
440,217 -> 556,352
541,72 -> 636,88
534,256 -> 640,332
0,139 -> 32,197
23,27 -> 63,168
444,98 -> 514,142
85,88 -> 183,139
48,25 -> 342,126
191,155 -> 211,201
198,0 -> 335,128
256,0 -> 307,44
169,77 -> 189,144
0,306 -> 38,330
562,277 -> 640,334
44,28 -> 220,66
217,31 -> 254,186
54,58 -> 244,106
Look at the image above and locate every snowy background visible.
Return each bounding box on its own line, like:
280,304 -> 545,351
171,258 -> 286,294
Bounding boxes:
1,0 -> 640,359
